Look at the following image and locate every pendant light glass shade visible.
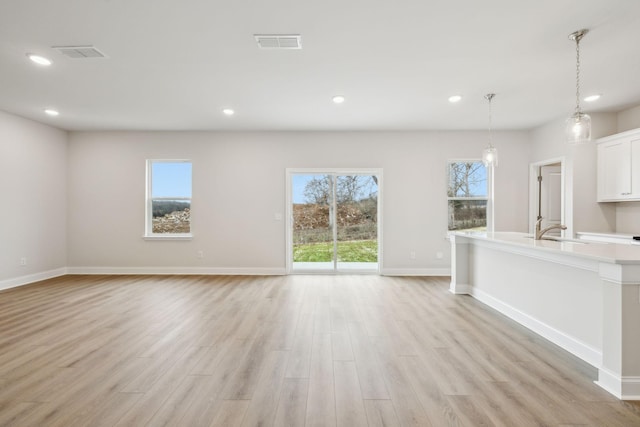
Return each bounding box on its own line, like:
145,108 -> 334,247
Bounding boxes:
566,29 -> 591,144
482,145 -> 498,167
482,93 -> 498,167
566,111 -> 592,143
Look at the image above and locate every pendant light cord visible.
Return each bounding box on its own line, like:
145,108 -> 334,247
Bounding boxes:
485,93 -> 495,147
565,29 -> 590,143
575,35 -> 581,114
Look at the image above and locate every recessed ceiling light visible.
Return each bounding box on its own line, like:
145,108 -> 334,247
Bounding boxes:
44,109 -> 59,116
584,94 -> 601,102
332,95 -> 345,104
222,108 -> 234,116
448,95 -> 462,103
27,53 -> 52,66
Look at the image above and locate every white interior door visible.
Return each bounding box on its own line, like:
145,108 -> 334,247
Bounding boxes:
540,164 -> 562,235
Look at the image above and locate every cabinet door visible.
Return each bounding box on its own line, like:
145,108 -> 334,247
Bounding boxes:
632,138 -> 640,198
597,139 -> 631,201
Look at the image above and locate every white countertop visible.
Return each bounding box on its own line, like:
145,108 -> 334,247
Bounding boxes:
452,231 -> 640,264
576,231 -> 640,244
577,231 -> 640,238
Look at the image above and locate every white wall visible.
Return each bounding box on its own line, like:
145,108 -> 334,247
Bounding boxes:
0,111 -> 68,287
529,103 -> 640,235
529,112 -> 618,234
616,203 -> 640,233
8,102 -> 637,281
613,104 -> 640,233
66,130 -> 530,274
4,102 -> 638,283
617,105 -> 640,133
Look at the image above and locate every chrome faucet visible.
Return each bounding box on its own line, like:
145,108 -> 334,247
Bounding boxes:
535,218 -> 567,240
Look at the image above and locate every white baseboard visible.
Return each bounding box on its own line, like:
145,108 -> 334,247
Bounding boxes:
449,283 -> 471,294
71,266 -> 450,277
597,368 -> 640,400
3,266 -> 449,290
469,287 -> 603,368
381,268 -> 450,276
66,266 -> 287,276
0,268 -> 68,291
621,376 -> 640,400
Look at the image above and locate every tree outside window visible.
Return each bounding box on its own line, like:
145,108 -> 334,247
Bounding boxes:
447,161 -> 488,231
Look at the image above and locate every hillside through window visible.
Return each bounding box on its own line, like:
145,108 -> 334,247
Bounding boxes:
146,160 -> 192,237
447,161 -> 488,232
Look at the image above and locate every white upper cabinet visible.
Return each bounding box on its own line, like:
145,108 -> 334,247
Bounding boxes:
597,128 -> 640,202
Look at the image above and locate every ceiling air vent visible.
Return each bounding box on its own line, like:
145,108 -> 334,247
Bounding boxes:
254,34 -> 302,49
53,45 -> 107,58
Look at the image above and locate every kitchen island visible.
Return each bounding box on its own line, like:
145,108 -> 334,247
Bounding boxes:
450,231 -> 640,400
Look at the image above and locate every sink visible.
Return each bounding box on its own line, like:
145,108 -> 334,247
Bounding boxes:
553,239 -> 586,245
524,235 -> 588,244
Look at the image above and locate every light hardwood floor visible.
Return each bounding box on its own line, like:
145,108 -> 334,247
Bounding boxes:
0,274 -> 639,426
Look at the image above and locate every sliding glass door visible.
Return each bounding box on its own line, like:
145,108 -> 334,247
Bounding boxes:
288,170 -> 380,273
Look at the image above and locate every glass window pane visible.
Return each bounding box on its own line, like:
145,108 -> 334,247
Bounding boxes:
291,172 -> 379,272
336,175 -> 378,264
448,200 -> 487,231
152,200 -> 191,233
292,174 -> 333,263
152,162 -> 192,198
447,162 -> 487,197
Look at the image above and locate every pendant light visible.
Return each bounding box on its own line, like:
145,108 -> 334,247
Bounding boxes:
566,29 -> 591,144
482,93 -> 498,167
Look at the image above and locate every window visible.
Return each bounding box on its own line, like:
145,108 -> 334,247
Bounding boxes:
447,161 -> 488,232
145,160 -> 192,238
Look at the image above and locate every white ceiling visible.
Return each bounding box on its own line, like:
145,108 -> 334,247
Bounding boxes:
1,0 -> 640,132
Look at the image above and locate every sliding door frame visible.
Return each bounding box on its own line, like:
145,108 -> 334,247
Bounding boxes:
285,168 -> 383,275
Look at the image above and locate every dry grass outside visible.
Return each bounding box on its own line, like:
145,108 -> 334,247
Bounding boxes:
152,209 -> 190,233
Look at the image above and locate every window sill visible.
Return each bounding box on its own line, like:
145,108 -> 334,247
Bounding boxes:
143,234 -> 193,241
